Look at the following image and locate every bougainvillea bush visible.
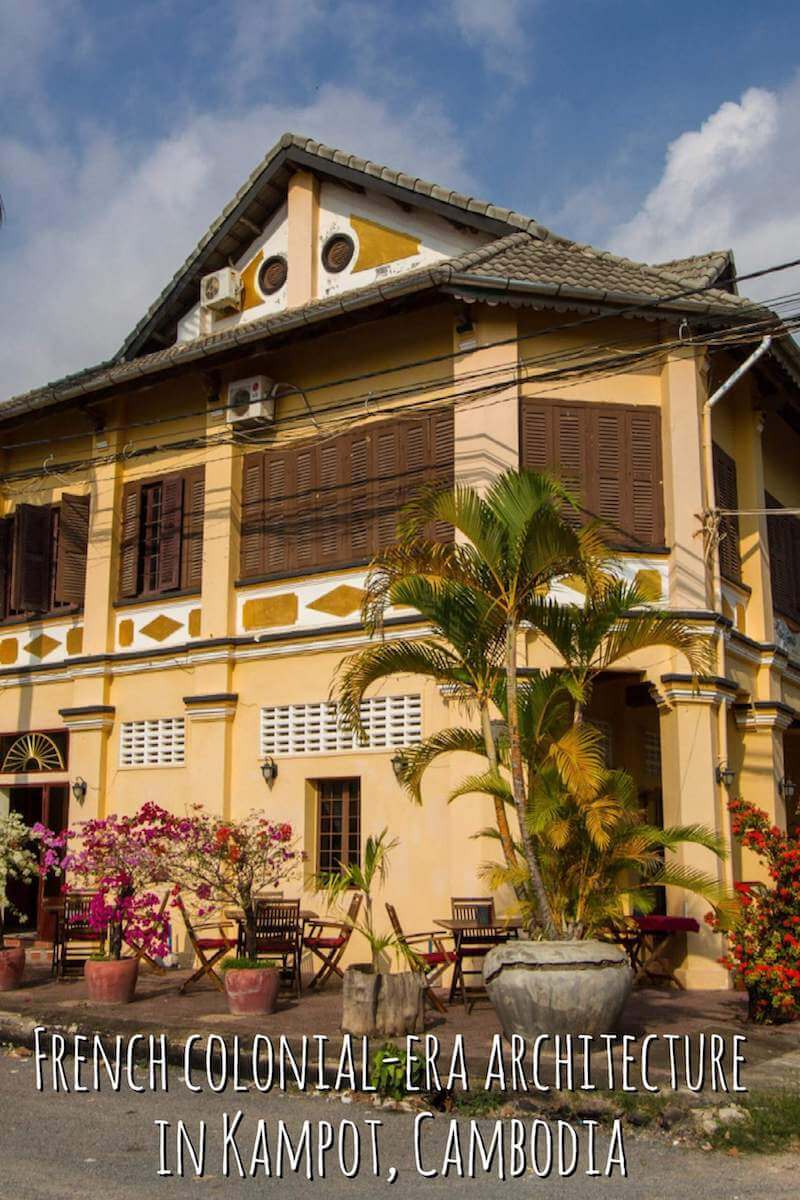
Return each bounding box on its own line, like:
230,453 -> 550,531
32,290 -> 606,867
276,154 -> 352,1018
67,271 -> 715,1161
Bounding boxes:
708,798 -> 800,1024
163,808 -> 303,960
0,811 -> 41,949
35,803 -> 178,961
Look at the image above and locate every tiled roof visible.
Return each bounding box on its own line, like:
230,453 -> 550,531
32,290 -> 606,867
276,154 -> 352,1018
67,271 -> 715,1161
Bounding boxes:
655,250 -> 736,293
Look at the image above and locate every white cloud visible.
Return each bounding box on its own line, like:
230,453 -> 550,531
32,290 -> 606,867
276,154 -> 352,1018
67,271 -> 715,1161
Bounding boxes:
610,79 -> 800,301
0,85 -> 473,399
450,0 -> 531,82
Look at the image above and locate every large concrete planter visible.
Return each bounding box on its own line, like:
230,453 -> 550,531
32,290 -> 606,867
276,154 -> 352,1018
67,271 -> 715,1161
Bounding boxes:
341,964 -> 426,1036
0,945 -> 25,991
224,967 -> 280,1015
84,958 -> 139,1004
483,940 -> 633,1039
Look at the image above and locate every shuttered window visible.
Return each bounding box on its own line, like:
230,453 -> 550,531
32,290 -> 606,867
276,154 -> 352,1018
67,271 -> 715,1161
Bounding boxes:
118,466 -> 205,600
317,779 -> 361,875
119,718 -> 186,767
260,694 -> 422,757
766,492 -> 800,623
0,496 -> 90,622
712,443 -> 742,583
520,398 -> 665,547
240,410 -> 454,581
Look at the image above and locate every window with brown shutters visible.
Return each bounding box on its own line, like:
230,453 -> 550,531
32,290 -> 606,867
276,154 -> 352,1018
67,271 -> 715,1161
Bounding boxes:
0,496 -> 90,623
766,492 -> 800,623
520,398 -> 665,547
117,466 -> 205,601
712,443 -> 742,583
239,409 -> 454,582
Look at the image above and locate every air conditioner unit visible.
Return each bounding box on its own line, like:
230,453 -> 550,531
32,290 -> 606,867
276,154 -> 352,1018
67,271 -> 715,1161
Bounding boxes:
200,267 -> 242,313
226,376 -> 275,424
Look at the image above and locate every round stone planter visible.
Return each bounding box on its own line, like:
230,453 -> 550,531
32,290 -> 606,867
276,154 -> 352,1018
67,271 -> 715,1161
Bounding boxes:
224,967 -> 280,1015
341,964 -> 426,1037
483,940 -> 633,1040
0,945 -> 25,992
84,957 -> 139,1005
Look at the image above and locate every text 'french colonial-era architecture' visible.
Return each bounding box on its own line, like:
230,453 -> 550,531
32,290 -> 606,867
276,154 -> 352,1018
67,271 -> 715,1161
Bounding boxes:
1,133 -> 799,985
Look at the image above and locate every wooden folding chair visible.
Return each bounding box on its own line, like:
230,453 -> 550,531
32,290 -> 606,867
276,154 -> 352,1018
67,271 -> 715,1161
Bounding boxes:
304,894 -> 362,990
450,897 -> 510,1007
175,895 -> 237,993
250,899 -> 303,998
124,890 -> 170,974
386,902 -> 455,1014
53,890 -> 104,979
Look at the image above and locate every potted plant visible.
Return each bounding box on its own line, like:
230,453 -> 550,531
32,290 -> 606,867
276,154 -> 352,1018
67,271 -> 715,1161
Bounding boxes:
164,808 -> 302,1015
316,828 -> 426,1037
36,803 -> 175,1004
337,468 -> 726,1037
0,811 -> 41,990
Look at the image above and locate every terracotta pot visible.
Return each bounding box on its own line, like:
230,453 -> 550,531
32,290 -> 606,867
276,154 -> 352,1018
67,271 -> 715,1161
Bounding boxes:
484,940 -> 633,1039
84,957 -> 139,1004
0,945 -> 25,992
224,967 -> 280,1015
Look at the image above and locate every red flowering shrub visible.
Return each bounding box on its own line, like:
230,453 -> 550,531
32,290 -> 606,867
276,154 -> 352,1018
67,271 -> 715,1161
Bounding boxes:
708,798 -> 800,1023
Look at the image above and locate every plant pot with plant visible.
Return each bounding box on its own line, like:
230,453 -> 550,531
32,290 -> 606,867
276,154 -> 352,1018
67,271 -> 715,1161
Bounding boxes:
36,803 -> 177,1005
221,957 -> 281,1015
316,829 -> 426,1037
0,811 -> 42,991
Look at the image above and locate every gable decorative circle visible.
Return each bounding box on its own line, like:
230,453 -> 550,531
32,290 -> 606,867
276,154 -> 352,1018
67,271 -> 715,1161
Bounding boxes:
2,732 -> 65,773
258,255 -> 288,296
322,233 -> 355,273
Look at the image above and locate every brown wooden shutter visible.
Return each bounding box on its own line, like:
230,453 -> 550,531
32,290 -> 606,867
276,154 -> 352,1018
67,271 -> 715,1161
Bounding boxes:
293,445 -> 317,572
55,493 -> 90,606
627,408 -> 664,547
429,409 -> 455,542
317,439 -> 341,567
264,449 -> 291,576
181,467 -> 205,591
240,452 -> 265,579
375,421 -> 402,550
521,402 -> 554,472
554,405 -> 588,525
592,407 -> 625,533
156,474 -> 184,592
348,431 -> 372,562
766,493 -> 800,622
0,516 -> 12,621
118,481 -> 142,598
11,504 -> 51,612
712,443 -> 741,582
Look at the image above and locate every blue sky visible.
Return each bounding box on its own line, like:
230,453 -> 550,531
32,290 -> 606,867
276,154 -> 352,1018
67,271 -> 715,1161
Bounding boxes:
3,0 -> 800,398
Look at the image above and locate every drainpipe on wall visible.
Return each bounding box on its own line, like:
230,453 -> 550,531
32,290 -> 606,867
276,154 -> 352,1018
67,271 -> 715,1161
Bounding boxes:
702,335 -> 773,614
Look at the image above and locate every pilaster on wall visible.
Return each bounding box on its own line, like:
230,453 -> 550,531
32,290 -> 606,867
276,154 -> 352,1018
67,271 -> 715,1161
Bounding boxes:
655,677 -> 733,988
732,701 -> 793,881
731,385 -> 774,645
453,309 -> 519,494
183,694 -> 237,820
287,170 -> 319,308
659,347 -> 709,612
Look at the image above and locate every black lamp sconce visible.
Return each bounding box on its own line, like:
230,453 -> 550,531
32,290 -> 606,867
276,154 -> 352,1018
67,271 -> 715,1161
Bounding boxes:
391,752 -> 407,783
71,776 -> 88,806
260,756 -> 278,788
779,777 -> 796,802
715,762 -> 736,789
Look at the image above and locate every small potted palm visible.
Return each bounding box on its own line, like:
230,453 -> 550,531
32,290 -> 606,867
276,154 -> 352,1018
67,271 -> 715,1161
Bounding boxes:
316,829 -> 426,1036
166,809 -> 302,1015
0,811 -> 40,990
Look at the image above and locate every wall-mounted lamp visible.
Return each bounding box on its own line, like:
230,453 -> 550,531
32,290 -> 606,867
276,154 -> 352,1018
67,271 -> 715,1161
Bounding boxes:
779,777 -> 796,802
71,776 -> 88,806
260,756 -> 278,788
391,752 -> 407,783
715,763 -> 736,789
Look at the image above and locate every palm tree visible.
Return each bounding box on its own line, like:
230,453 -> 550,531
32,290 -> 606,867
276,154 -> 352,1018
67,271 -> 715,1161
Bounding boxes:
335,573 -> 521,866
526,572 -> 712,723
483,766 -> 734,939
314,828 -> 399,972
340,470 -> 607,938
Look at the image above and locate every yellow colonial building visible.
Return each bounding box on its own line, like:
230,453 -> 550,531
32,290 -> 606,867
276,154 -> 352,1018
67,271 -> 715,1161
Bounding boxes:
1,134 -> 799,985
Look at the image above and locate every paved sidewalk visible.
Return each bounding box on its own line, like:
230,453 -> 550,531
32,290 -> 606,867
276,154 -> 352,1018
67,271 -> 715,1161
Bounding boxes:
1,962 -> 798,1093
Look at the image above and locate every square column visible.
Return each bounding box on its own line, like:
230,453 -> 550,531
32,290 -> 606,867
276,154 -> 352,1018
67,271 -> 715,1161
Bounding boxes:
655,677 -> 734,988
732,702 -> 793,881
731,387 -> 774,644
452,308 -> 519,494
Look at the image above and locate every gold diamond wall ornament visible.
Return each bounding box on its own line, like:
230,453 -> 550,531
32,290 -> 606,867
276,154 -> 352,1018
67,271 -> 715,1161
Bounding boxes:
24,633 -> 60,659
308,584 -> 366,618
140,614 -> 182,642
242,594 -> 298,630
